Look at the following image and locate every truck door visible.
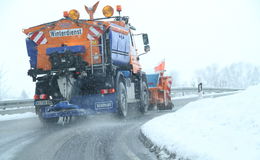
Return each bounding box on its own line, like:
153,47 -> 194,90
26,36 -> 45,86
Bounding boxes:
109,24 -> 130,66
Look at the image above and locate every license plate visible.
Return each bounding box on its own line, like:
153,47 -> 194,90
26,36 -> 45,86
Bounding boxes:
35,100 -> 53,106
95,101 -> 113,110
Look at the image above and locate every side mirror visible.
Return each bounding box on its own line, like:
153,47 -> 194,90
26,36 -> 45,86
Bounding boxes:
130,25 -> 136,30
142,33 -> 149,45
136,33 -> 150,58
144,45 -> 150,52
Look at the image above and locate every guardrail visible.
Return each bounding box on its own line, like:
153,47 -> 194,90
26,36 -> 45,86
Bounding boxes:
0,99 -> 34,110
0,99 -> 34,115
171,87 -> 243,97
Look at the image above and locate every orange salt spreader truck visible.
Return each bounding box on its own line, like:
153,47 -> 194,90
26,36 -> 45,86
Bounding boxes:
23,2 -> 151,124
146,61 -> 174,110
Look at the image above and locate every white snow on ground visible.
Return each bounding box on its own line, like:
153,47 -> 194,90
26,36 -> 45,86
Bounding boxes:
0,112 -> 37,122
141,84 -> 260,160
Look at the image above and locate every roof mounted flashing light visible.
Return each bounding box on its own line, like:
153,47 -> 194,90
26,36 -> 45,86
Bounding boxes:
63,2 -> 123,20
102,5 -> 114,18
63,9 -> 80,20
63,11 -> 69,18
116,5 -> 122,16
69,9 -> 80,20
116,5 -> 122,12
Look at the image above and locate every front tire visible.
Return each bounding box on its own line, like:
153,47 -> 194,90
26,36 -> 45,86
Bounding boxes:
117,81 -> 128,117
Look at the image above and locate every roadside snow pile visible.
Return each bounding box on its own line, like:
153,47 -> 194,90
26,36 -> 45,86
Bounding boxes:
141,84 -> 260,160
0,112 -> 37,121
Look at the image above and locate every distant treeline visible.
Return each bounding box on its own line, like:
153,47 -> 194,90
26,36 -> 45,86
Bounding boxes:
193,63 -> 260,88
170,62 -> 260,89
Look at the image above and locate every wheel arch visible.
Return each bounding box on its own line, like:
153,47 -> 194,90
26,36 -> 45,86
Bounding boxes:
115,71 -> 126,88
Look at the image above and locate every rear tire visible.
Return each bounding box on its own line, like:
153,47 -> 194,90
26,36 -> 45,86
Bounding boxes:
140,82 -> 149,113
166,102 -> 174,110
117,81 -> 128,117
157,102 -> 174,110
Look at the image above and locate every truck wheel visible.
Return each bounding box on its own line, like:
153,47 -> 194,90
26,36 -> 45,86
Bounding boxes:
140,82 -> 149,113
166,102 -> 174,110
117,81 -> 128,117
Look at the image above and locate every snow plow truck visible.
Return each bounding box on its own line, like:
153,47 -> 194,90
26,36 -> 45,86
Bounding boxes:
23,2 -> 172,124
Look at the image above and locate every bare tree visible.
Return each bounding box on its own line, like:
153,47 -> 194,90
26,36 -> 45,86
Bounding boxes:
250,67 -> 260,86
195,64 -> 220,87
190,78 -> 198,87
193,63 -> 260,89
0,67 -> 10,100
169,70 -> 180,87
0,68 -> 5,100
20,89 -> 29,99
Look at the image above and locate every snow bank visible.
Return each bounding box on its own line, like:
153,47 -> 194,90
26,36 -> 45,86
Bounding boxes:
141,84 -> 260,160
0,112 -> 37,122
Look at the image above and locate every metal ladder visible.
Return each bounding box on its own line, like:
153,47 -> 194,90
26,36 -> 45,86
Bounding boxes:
89,34 -> 106,74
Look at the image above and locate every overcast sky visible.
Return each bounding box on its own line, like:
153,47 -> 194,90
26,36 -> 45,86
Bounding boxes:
0,0 -> 259,98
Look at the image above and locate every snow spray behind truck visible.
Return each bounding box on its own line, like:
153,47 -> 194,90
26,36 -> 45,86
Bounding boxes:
23,2 -> 151,124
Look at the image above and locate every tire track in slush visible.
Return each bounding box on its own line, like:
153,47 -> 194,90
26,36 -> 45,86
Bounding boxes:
0,131 -> 38,160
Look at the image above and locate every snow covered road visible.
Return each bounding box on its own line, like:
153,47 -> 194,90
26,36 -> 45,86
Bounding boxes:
0,104 -> 161,160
